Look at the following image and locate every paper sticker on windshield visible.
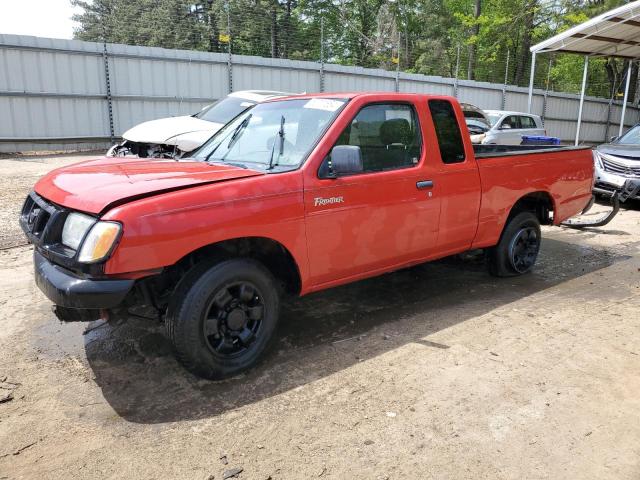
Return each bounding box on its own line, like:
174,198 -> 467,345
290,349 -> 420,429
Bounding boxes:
303,98 -> 343,112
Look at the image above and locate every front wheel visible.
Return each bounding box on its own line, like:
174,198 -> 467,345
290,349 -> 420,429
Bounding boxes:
487,211 -> 541,277
166,258 -> 280,379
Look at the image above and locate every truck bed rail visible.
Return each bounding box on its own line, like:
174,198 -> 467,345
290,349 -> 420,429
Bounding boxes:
474,144 -> 591,159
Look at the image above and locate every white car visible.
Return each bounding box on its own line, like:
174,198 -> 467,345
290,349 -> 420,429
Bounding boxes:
107,90 -> 294,158
476,110 -> 546,145
460,103 -> 492,142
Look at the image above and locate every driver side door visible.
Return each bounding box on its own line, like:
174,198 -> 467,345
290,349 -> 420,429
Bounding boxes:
303,101 -> 441,287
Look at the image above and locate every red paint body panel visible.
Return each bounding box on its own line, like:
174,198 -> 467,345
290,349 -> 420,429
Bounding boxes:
302,95 -> 441,286
31,93 -> 594,296
101,171 -> 310,283
34,156 -> 263,214
472,150 -> 593,248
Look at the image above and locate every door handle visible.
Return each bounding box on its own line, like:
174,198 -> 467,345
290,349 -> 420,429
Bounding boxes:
416,180 -> 434,190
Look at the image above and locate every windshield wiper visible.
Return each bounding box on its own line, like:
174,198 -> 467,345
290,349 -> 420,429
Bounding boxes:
267,115 -> 286,170
205,113 -> 252,162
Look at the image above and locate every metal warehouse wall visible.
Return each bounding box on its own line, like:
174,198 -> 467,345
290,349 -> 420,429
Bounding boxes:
1,33 -> 638,153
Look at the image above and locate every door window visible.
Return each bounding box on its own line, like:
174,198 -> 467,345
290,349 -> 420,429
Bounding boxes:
428,99 -> 466,164
500,115 -> 521,129
334,104 -> 422,172
519,116 -> 537,129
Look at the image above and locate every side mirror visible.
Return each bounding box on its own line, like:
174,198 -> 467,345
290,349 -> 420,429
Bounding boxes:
321,145 -> 363,178
610,136 -> 619,143
500,124 -> 512,130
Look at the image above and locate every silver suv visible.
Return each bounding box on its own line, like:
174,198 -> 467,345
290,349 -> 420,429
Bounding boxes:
594,125 -> 640,199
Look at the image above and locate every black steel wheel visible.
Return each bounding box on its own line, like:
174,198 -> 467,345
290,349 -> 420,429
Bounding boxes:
166,258 -> 280,379
487,211 -> 541,277
203,281 -> 265,358
508,227 -> 540,273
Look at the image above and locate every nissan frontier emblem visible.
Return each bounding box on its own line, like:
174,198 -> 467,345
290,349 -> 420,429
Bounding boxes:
314,196 -> 344,207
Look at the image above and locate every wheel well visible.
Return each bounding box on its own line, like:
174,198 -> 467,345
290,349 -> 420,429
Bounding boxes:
174,237 -> 302,296
508,192 -> 554,225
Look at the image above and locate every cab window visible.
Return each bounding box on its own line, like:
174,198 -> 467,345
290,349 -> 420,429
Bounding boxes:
428,99 -> 466,164
500,115 -> 520,129
334,103 -> 422,172
519,116 -> 537,129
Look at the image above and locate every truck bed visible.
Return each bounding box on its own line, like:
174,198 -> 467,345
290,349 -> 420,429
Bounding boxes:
471,145 -> 594,249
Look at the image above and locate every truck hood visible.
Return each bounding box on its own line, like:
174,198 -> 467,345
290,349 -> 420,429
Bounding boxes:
596,143 -> 640,159
122,115 -> 223,151
34,157 -> 263,214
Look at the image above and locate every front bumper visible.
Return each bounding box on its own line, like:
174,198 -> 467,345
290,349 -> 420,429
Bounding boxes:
34,250 -> 134,310
594,168 -> 640,199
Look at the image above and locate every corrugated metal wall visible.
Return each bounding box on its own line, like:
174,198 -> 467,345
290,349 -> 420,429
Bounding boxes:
1,33 -> 638,153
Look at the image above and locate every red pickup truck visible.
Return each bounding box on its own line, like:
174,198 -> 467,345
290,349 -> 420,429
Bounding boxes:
21,93 -> 593,379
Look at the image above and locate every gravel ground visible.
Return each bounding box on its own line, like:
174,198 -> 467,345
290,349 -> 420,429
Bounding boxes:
0,156 -> 639,479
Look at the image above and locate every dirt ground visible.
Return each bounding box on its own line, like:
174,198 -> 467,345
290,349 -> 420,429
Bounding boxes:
0,154 -> 102,249
1,155 -> 639,480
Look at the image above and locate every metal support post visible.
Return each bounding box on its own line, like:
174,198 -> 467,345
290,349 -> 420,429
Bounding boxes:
226,1 -> 233,93
575,56 -> 589,146
619,60 -> 633,137
320,16 -> 325,92
501,49 -> 509,110
527,51 -> 536,113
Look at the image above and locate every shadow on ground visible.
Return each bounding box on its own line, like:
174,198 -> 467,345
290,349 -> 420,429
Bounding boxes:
81,237 -> 624,424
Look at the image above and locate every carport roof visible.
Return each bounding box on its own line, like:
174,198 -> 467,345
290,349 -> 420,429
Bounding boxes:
531,0 -> 640,59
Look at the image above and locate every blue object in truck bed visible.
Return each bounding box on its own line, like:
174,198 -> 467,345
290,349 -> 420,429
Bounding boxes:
521,135 -> 561,145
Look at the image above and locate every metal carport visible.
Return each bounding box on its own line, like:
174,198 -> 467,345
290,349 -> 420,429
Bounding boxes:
528,1 -> 640,145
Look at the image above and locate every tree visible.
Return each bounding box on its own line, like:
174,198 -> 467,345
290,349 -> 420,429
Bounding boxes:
70,0 -> 633,100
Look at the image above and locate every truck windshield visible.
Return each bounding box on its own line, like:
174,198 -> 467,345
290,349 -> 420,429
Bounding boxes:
193,98 -> 347,170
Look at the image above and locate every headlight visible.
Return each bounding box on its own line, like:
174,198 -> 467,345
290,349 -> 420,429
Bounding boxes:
62,213 -> 95,250
593,150 -> 604,169
78,221 -> 122,263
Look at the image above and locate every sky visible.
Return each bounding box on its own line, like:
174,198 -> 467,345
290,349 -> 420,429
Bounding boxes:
0,0 -> 79,39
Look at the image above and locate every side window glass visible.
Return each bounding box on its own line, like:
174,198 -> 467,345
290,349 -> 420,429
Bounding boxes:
501,115 -> 520,129
334,104 -> 422,172
519,116 -> 536,129
427,99 -> 466,164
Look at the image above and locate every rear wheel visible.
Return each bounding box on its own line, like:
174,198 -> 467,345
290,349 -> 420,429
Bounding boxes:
487,211 -> 541,277
166,258 -> 280,379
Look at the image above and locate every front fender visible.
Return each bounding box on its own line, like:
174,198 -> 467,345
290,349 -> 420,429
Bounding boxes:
101,172 -> 310,289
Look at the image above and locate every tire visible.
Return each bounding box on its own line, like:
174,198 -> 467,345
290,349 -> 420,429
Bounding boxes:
166,258 -> 280,379
487,211 -> 541,277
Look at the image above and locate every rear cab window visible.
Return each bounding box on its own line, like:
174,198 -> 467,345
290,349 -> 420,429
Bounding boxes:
428,99 -> 466,164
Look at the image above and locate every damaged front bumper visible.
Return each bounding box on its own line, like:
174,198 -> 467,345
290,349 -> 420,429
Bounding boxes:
34,250 -> 134,321
594,168 -> 640,199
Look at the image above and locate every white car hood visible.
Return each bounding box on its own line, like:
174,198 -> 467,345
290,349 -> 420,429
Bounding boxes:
122,115 -> 223,152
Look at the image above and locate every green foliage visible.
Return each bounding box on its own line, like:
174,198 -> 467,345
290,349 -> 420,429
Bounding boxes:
71,0 -> 635,99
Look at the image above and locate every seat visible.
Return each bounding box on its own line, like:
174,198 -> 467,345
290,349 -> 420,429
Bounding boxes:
364,118 -> 413,171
